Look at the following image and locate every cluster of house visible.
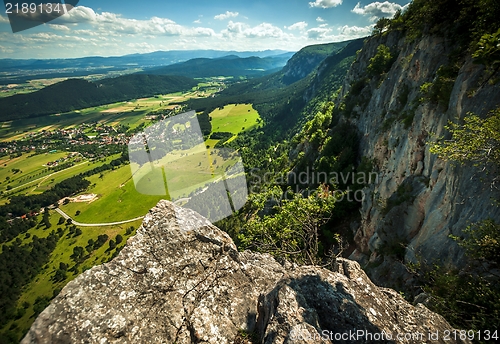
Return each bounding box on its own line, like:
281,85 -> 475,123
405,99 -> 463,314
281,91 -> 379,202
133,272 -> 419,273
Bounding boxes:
44,152 -> 82,167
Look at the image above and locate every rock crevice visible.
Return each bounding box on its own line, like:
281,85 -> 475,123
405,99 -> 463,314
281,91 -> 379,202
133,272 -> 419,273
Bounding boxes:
22,201 -> 469,343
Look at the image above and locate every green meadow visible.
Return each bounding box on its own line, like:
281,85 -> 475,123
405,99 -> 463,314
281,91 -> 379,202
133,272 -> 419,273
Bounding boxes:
56,103 -> 259,223
59,164 -> 165,223
210,103 -> 260,134
0,153 -> 122,203
0,151 -> 68,188
207,103 -> 261,147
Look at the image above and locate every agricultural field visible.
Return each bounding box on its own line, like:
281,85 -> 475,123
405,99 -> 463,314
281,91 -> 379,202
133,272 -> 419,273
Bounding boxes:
0,68 -> 144,98
0,78 -> 66,98
0,80 -> 222,141
0,97 -> 167,141
0,153 -> 121,203
0,151 -> 69,187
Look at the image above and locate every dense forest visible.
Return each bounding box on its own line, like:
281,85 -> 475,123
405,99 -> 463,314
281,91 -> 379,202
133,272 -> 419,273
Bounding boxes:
207,0 -> 500,334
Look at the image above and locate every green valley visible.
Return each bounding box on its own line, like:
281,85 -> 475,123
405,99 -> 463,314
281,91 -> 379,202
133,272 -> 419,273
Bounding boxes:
2,1 -> 500,341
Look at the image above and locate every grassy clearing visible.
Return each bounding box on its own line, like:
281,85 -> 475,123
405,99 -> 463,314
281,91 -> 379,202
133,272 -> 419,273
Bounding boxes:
56,144 -> 242,224
32,155 -> 121,193
209,103 -> 261,138
61,147 -> 238,223
0,152 -> 68,193
205,138 -> 220,148
151,145 -> 238,199
59,164 -> 166,223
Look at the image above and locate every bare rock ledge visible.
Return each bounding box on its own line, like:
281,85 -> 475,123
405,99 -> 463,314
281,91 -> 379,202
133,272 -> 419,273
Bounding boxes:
22,200 -> 469,344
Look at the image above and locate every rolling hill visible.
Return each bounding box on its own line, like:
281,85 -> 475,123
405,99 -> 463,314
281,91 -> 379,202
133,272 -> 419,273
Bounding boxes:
0,50 -> 294,85
143,55 -> 292,78
187,38 -> 365,135
0,74 -> 196,121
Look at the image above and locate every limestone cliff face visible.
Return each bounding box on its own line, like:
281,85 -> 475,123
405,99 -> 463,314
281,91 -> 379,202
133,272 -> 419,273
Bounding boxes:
22,201 -> 466,344
338,32 -> 500,286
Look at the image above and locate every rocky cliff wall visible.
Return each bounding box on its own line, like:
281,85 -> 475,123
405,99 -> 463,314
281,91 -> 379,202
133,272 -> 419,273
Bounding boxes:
339,32 -> 500,287
22,201 -> 467,344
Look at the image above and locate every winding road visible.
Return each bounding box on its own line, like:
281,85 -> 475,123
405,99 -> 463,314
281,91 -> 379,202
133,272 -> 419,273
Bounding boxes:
54,207 -> 144,227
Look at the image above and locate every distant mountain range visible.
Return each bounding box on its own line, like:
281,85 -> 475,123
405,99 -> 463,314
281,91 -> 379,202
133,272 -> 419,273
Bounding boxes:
0,41 -> 362,121
0,50 -> 294,84
142,54 -> 292,78
0,50 -> 292,71
187,39 -> 365,135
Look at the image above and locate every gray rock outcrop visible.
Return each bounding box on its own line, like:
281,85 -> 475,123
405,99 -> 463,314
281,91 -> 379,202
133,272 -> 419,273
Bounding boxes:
23,201 -> 468,343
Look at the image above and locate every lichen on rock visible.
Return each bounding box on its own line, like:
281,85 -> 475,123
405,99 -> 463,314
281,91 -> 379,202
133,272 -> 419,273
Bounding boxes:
22,200 -> 469,344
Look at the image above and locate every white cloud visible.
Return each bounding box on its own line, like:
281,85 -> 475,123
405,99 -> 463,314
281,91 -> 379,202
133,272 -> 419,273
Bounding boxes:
48,24 -> 71,31
338,24 -> 372,36
309,0 -> 343,9
193,19 -> 201,24
214,11 -> 239,20
306,24 -> 371,41
316,16 -> 325,22
221,21 -> 292,41
0,15 -> 9,23
245,23 -> 285,38
286,21 -> 308,31
307,27 -> 333,40
352,1 -> 406,21
0,45 -> 14,54
48,6 -> 216,38
191,27 -> 216,37
223,21 -> 246,35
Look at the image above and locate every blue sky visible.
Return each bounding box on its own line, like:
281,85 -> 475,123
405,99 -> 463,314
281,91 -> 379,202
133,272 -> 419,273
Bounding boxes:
0,0 -> 410,59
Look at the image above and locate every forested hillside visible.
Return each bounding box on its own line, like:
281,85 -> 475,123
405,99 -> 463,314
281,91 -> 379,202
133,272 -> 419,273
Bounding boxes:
280,40 -> 353,85
213,0 -> 500,333
188,39 -> 364,137
0,74 -> 196,121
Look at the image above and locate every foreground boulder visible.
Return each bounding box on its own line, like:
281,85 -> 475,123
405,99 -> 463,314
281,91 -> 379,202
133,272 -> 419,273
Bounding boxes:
22,200 -> 469,343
